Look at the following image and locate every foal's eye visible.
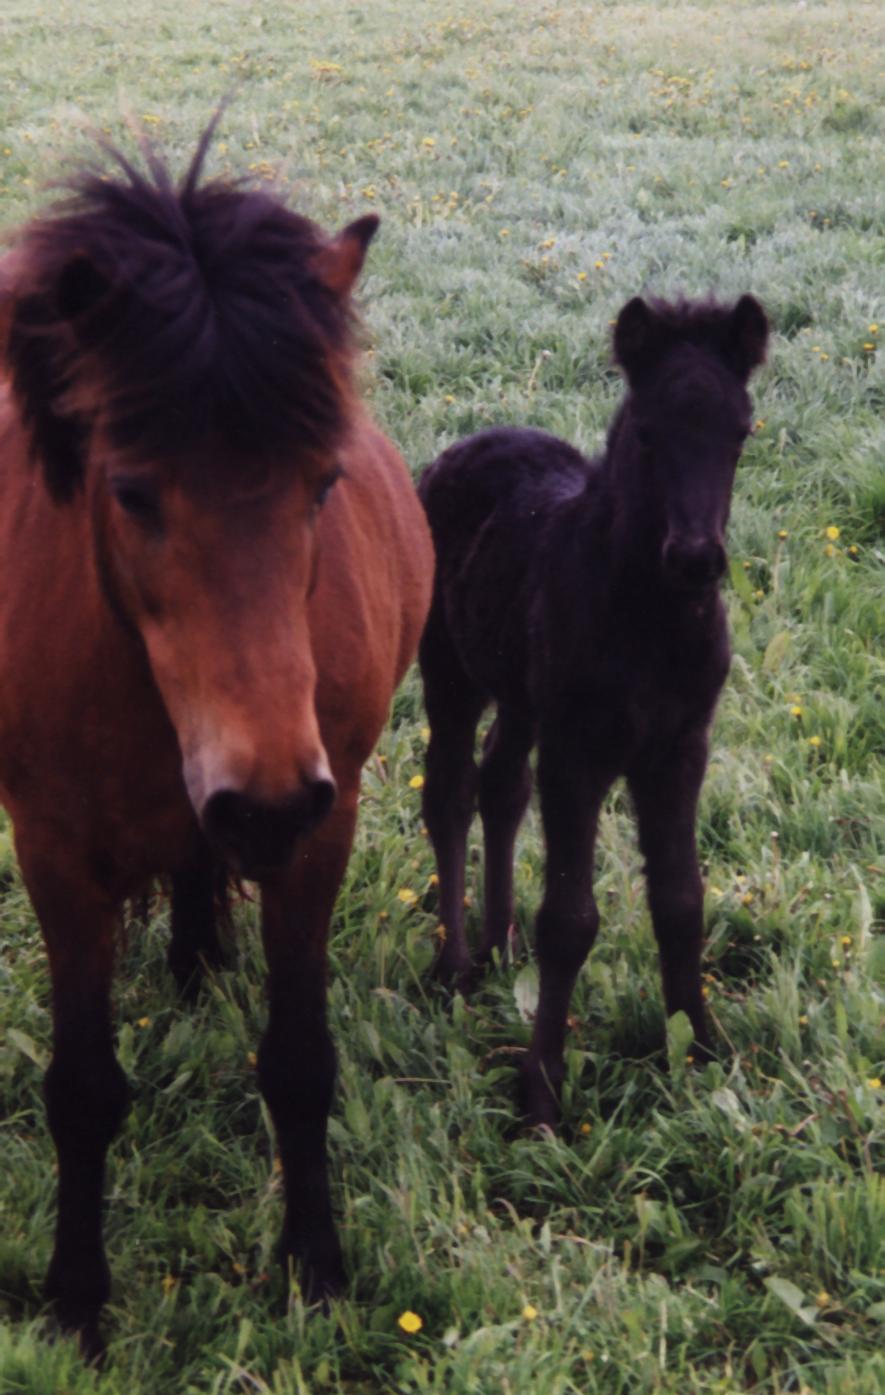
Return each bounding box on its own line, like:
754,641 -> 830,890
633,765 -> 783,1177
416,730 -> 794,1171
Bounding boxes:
110,478 -> 162,527
314,469 -> 342,509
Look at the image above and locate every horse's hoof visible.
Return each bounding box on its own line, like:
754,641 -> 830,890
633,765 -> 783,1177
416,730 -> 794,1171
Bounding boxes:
51,1299 -> 106,1364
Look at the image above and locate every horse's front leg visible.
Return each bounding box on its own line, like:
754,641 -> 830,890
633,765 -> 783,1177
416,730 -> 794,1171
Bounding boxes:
520,733 -> 612,1129
16,840 -> 129,1358
257,799 -> 356,1303
628,730 -> 713,1056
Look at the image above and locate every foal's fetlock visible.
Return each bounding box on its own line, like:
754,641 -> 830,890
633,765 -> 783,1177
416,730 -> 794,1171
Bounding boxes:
517,1055 -> 563,1132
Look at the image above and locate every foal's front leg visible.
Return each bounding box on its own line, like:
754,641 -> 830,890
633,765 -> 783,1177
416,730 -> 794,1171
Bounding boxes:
628,731 -> 713,1056
167,840 -> 227,998
257,800 -> 356,1302
16,843 -> 129,1357
521,733 -> 613,1128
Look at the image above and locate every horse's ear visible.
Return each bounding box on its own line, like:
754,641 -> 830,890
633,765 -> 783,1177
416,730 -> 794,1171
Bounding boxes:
311,214 -> 380,297
613,297 -> 661,381
726,294 -> 768,380
4,253 -> 106,504
0,249 -> 25,363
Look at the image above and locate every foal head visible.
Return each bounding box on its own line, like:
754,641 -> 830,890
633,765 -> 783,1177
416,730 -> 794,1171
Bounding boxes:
613,295 -> 768,590
4,129 -> 380,873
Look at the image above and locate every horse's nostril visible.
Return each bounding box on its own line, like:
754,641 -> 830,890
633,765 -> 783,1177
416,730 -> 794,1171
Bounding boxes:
202,778 -> 337,872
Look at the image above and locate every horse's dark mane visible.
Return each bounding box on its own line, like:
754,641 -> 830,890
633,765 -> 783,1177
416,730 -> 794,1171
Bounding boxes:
8,127 -> 357,498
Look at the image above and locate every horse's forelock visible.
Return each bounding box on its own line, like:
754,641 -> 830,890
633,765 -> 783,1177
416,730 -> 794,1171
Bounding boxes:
7,136 -> 359,498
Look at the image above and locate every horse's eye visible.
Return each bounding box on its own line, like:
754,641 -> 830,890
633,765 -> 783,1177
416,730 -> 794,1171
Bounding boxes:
110,478 -> 161,527
315,469 -> 342,509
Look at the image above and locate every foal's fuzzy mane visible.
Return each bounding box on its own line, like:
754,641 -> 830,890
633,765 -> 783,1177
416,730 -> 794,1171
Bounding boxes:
7,123 -> 358,499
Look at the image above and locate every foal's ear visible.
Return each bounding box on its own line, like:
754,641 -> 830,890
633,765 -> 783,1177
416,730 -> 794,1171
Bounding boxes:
613,296 -> 661,381
726,294 -> 768,380
311,213 -> 380,297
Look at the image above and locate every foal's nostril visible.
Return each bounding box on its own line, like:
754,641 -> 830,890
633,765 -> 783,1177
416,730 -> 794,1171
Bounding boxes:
663,538 -> 726,588
202,777 -> 337,871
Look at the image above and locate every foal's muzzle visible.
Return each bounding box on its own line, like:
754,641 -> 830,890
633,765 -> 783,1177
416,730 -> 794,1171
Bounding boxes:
202,777 -> 337,875
662,536 -> 727,590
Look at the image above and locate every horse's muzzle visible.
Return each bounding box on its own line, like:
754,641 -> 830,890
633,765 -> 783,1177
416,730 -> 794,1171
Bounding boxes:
202,777 -> 337,875
662,536 -> 727,590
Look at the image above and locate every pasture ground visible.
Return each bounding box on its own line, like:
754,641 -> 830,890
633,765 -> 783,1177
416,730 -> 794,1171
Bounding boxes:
0,2 -> 882,1391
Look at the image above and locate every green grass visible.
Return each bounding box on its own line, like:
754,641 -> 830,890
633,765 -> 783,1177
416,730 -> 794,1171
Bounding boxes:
0,2 -> 883,1391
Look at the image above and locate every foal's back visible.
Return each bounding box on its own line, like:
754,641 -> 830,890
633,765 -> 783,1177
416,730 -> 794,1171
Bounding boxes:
419,425 -> 598,706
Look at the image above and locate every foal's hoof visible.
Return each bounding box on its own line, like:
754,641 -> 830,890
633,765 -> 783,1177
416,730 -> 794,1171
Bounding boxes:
431,948 -> 476,996
281,1233 -> 346,1309
517,1059 -> 562,1133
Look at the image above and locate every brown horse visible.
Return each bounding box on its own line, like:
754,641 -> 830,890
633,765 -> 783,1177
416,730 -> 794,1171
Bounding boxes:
0,128 -> 432,1354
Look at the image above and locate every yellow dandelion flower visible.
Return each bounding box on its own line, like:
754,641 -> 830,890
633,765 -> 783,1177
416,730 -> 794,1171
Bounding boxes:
790,706 -> 803,718
429,873 -> 439,886
863,342 -> 875,352
444,394 -> 455,404
826,525 -> 841,542
778,529 -> 789,540
741,892 -> 754,905
398,1310 -> 423,1333
580,1122 -> 591,1135
142,114 -> 161,125
521,1304 -> 539,1321
754,589 -> 765,600
421,137 -> 436,148
755,419 -> 766,429
799,1014 -> 809,1025
409,774 -> 425,790
867,1077 -> 882,1090
869,324 -> 878,334
815,1291 -> 830,1307
808,735 -> 822,748
499,228 -> 510,238
841,935 -> 852,947
161,1274 -> 177,1293
594,259 -> 604,269
847,544 -> 859,556
398,888 -> 418,906
577,271 -> 588,282
137,1016 -> 151,1028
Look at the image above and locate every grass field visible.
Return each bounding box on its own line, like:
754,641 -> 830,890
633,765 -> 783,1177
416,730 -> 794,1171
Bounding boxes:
0,1 -> 883,1391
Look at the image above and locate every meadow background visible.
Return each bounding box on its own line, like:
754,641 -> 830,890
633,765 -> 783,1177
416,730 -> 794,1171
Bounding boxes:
0,1 -> 882,1391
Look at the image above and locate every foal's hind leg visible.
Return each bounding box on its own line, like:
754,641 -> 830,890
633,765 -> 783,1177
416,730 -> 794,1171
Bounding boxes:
628,733 -> 713,1056
167,842 -> 228,998
476,706 -> 533,965
419,603 -> 485,986
16,842 -> 129,1358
